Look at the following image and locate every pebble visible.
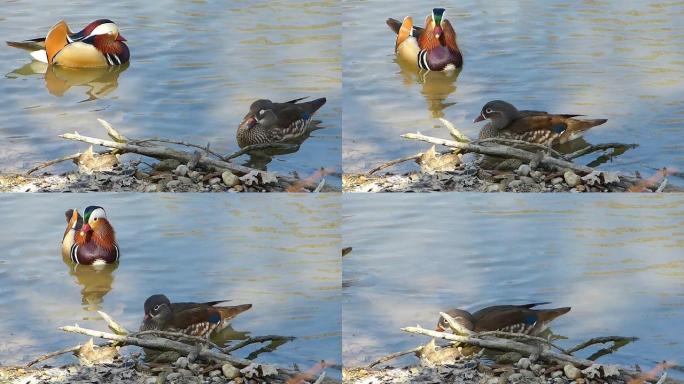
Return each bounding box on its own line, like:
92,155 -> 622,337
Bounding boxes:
519,176 -> 536,186
487,184 -> 500,192
222,171 -> 240,187
516,357 -> 530,370
155,159 -> 181,171
551,371 -> 564,378
508,180 -> 523,189
564,170 -> 581,187
507,373 -> 522,382
174,164 -> 189,177
165,372 -> 181,381
551,177 -> 564,185
174,356 -> 189,369
520,370 -> 535,379
177,176 -> 193,185
166,180 -> 181,188
144,184 -> 158,192
516,164 -> 531,177
145,378 -> 157,384
564,364 -> 582,380
531,170 -> 543,180
209,177 -> 221,185
222,363 -> 240,379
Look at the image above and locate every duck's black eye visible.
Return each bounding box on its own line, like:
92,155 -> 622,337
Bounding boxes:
153,305 -> 161,312
485,108 -> 493,114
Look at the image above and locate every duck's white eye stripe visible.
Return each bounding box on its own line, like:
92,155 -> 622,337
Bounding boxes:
88,23 -> 118,38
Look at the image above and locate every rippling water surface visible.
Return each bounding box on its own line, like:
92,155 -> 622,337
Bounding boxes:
0,0 -> 341,186
0,193 -> 341,376
343,1 -> 684,186
343,194 -> 684,378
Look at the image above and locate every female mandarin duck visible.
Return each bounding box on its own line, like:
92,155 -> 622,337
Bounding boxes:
387,8 -> 463,71
237,97 -> 327,148
61,206 -> 120,265
436,302 -> 570,335
139,294 -> 252,338
7,19 -> 129,68
475,100 -> 607,146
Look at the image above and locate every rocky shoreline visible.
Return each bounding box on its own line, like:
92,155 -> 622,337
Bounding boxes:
1,355 -> 340,384
343,160 -> 679,193
0,159 -> 338,193
343,356 -> 676,384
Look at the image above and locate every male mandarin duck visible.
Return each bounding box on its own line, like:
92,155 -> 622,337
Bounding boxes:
61,206 -> 120,265
139,294 -> 252,338
436,302 -> 571,335
387,8 -> 463,71
475,100 -> 607,146
237,97 -> 327,148
7,19 -> 129,68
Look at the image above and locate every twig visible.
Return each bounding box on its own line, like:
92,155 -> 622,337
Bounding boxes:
98,118 -> 128,143
313,371 -> 326,384
656,371 -> 668,384
225,335 -> 296,353
223,143 -> 300,161
26,153 -> 83,175
402,325 -> 594,367
313,178 -> 326,193
60,324 -> 252,367
367,346 -> 422,368
98,311 -> 129,335
132,330 -> 223,351
476,331 -> 568,354
475,138 -> 569,161
402,132 -> 596,175
566,143 -> 638,160
656,178 -> 668,193
438,118 -> 470,143
368,153 -> 423,175
25,151 -> 113,175
566,336 -> 638,354
131,138 -> 224,161
25,344 -> 83,367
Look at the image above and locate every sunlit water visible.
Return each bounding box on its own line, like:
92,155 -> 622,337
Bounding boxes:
0,0 -> 341,186
343,1 -> 684,186
343,194 -> 684,378
0,193 -> 341,377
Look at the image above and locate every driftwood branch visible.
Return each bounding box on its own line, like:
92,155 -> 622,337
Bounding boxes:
402,132 -> 596,174
60,324 -> 252,367
402,325 -> 594,367
58,131 -> 282,180
131,138 -> 225,161
474,138 -> 569,161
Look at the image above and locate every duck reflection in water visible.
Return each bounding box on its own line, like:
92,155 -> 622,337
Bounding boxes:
63,261 -> 118,315
7,61 -> 129,101
239,122 -> 325,171
395,57 -> 461,120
